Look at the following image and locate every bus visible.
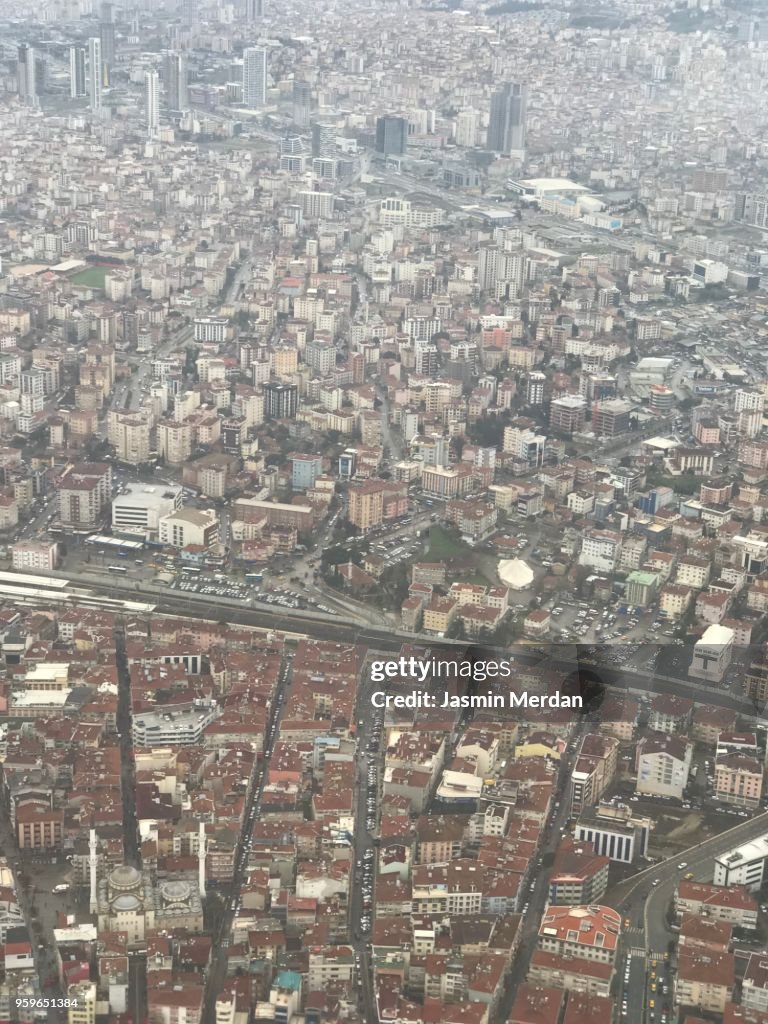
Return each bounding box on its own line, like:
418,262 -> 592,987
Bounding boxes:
182,567 -> 201,575
245,573 -> 263,584
107,565 -> 128,574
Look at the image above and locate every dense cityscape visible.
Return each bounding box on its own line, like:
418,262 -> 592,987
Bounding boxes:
2,0 -> 768,1022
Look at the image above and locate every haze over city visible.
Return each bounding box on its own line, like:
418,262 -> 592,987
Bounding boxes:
2,0 -> 768,1022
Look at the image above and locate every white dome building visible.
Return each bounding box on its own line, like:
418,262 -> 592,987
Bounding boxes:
498,558 -> 534,590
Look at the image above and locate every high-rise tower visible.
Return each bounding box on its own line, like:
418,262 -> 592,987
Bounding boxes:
99,2 -> 116,82
88,37 -> 103,110
163,50 -> 188,112
145,71 -> 160,136
293,80 -> 311,127
17,45 -> 37,105
242,46 -> 267,107
486,82 -> 527,156
375,116 -> 408,157
69,46 -> 87,98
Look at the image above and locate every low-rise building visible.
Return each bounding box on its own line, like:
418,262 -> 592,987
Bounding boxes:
537,905 -> 621,964
715,753 -> 764,810
636,733 -> 692,800
112,484 -> 182,540
714,836 -> 768,892
158,508 -> 219,549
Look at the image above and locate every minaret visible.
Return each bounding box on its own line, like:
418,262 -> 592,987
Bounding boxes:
89,829 -> 98,913
198,822 -> 206,898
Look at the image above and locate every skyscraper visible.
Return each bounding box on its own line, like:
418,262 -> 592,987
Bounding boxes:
242,47 -> 267,107
311,121 -> 335,157
17,45 -> 37,105
486,82 -> 527,156
145,71 -> 160,136
69,46 -> 87,98
293,80 -> 311,127
375,116 -> 408,156
99,21 -> 116,81
88,37 -> 103,110
245,0 -> 263,19
163,50 -> 188,112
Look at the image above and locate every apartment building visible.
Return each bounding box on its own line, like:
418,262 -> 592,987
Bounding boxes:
676,880 -> 758,929
109,410 -> 152,465
714,753 -> 764,810
648,695 -> 694,735
635,733 -> 692,800
742,955 -> 768,1014
11,540 -> 59,572
578,530 -> 622,573
537,905 -> 620,964
570,734 -> 619,814
57,462 -> 112,529
675,949 -> 734,1014
548,842 -> 609,905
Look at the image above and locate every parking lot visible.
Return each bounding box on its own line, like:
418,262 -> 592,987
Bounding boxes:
175,576 -> 249,600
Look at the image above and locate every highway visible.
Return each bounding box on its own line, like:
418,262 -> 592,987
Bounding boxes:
612,810 -> 768,951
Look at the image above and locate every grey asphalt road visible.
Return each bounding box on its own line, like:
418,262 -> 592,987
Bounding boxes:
612,811 -> 768,958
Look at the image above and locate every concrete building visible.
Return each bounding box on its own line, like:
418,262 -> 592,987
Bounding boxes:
11,540 -> 59,572
242,47 -> 267,107
348,480 -> 384,531
689,624 -> 734,683
636,733 -> 692,800
575,803 -> 651,864
109,411 -> 152,465
112,484 -> 182,540
291,454 -> 322,491
57,462 -> 112,529
375,115 -> 408,156
714,753 -> 764,810
158,508 -> 219,549
538,905 -> 620,964
132,702 -> 221,747
487,82 -> 527,156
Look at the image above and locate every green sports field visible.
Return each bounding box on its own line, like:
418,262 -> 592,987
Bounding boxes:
71,267 -> 108,289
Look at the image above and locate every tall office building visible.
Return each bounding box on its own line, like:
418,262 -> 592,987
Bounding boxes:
242,46 -> 267,107
311,121 -> 335,157
245,0 -> 263,18
455,108 -> 477,148
69,46 -> 87,98
163,50 -> 188,112
17,45 -> 37,105
486,82 -> 527,156
375,115 -> 408,156
88,37 -> 103,110
293,80 -> 311,127
99,22 -> 115,81
145,71 -> 160,136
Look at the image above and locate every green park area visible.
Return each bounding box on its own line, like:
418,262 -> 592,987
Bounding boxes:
426,525 -> 468,560
71,266 -> 108,289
